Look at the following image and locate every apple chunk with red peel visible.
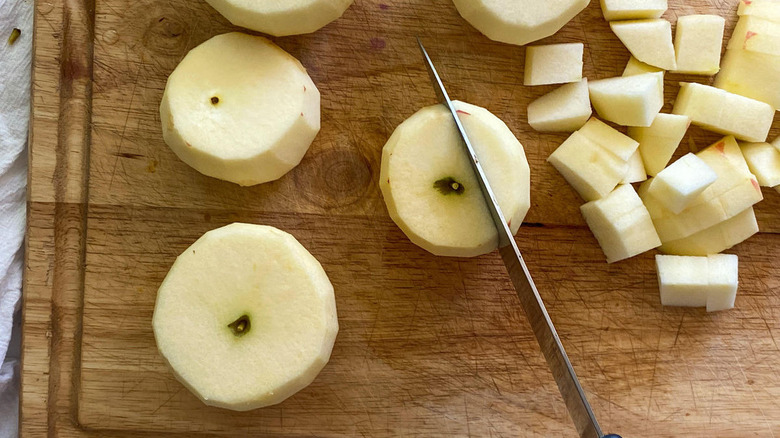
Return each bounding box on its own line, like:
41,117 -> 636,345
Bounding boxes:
380,102 -> 531,258
588,72 -> 664,127
610,19 -> 677,70
672,82 -> 774,143
452,0 -> 590,46
656,254 -> 739,312
728,16 -> 780,50
628,113 -> 690,177
152,223 -> 339,411
160,33 -> 320,187
204,0 -> 353,36
673,15 -> 725,75
740,142 -> 780,187
645,153 -> 717,214
738,0 -> 780,22
524,43 -> 583,86
527,79 -> 591,132
660,208 -> 759,256
600,0 -> 667,21
581,184 -> 661,264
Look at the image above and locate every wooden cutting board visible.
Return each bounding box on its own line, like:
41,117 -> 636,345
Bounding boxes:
22,0 -> 780,436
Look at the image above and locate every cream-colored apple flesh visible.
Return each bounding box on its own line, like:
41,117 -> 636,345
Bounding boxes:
673,15 -> 725,75
527,79 -> 592,132
628,113 -> 690,176
160,33 -> 320,186
738,0 -> 780,22
380,101 -> 530,258
622,56 -> 664,76
622,151 -> 647,184
672,82 -> 774,143
588,72 -> 664,127
659,208 -> 758,256
524,43 -> 584,86
610,19 -> 677,70
715,46 -> 780,110
578,117 -> 640,161
204,0 -> 353,36
153,223 -> 338,411
645,153 -> 717,214
740,142 -> 780,187
451,0 -> 590,46
656,254 -> 738,312
599,0 -> 667,21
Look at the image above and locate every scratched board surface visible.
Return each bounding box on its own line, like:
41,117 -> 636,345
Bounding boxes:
23,0 -> 780,436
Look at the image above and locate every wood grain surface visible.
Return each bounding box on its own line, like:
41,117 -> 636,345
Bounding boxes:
22,0 -> 780,436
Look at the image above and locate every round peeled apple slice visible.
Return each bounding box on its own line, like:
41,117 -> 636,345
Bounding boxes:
452,0 -> 590,46
379,101 -> 531,258
205,0 -> 354,36
160,32 -> 320,186
152,223 -> 338,411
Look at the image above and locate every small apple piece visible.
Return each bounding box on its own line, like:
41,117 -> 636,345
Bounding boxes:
706,254 -> 739,312
578,118 -> 640,161
380,102 -> 531,257
712,135 -> 753,176
622,151 -> 647,184
656,255 -> 709,307
152,223 -> 338,411
659,208 -> 759,256
527,79 -> 592,132
622,56 -> 665,76
673,15 -> 726,75
524,43 -> 584,86
628,113 -> 690,177
160,33 -> 320,186
743,32 -> 780,56
728,16 -> 780,50
452,0 -> 590,46
203,0 -> 353,36
581,184 -> 661,263
672,82 -> 774,143
714,49 -> 780,110
740,142 -> 780,187
610,19 -> 677,70
599,0 -> 667,21
646,153 -> 718,214
588,72 -> 664,127
738,0 -> 780,22
547,131 -> 628,202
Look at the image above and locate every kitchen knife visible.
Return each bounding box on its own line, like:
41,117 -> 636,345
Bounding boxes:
416,38 -> 620,438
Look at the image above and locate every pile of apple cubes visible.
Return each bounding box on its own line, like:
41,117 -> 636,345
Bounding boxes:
524,0 -> 780,312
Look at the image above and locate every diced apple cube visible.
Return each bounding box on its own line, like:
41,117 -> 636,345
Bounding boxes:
659,208 -> 759,256
578,117 -> 640,161
599,0 -> 667,21
646,153 -> 718,214
739,0 -> 780,22
740,142 -> 780,187
581,184 -> 661,263
524,43 -> 584,86
709,135 -> 753,176
623,56 -> 665,76
656,255 -> 709,307
610,19 -> 677,70
714,49 -> 780,110
628,113 -> 690,176
547,131 -> 628,201
589,72 -> 664,127
622,151 -> 647,183
705,254 -> 739,312
673,15 -> 725,75
728,16 -> 780,50
742,32 -> 780,56
527,79 -> 592,132
672,82 -> 774,142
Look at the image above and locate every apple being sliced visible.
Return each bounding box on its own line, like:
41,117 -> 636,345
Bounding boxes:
599,0 -> 667,21
204,0 -> 353,36
547,131 -> 628,202
581,184 -> 661,263
656,254 -> 739,312
622,151 -> 647,184
623,56 -> 665,76
527,79 -> 592,132
628,113 -> 690,177
578,117 -> 640,161
672,82 -> 774,143
153,223 -> 338,411
610,19 -> 677,70
380,101 -> 530,257
660,207 -> 759,256
740,142 -> 780,187
645,153 -> 717,214
673,15 -> 725,75
160,33 -> 320,186
588,72 -> 664,127
452,0 -> 590,46
524,43 -> 584,86
739,0 -> 780,22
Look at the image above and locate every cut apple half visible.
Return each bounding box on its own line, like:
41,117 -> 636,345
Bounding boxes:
204,0 -> 354,36
153,223 -> 338,411
380,101 -> 530,257
160,33 -> 320,186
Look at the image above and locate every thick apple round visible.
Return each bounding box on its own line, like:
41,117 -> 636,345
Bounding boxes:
380,101 -> 531,258
160,32 -> 320,186
152,223 -> 338,411
205,0 -> 353,36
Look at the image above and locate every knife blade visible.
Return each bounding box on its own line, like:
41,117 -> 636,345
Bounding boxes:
416,38 -> 618,438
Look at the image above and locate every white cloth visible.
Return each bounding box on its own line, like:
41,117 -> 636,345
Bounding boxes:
0,0 -> 32,436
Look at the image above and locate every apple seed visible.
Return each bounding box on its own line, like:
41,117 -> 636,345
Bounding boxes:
433,177 -> 465,195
